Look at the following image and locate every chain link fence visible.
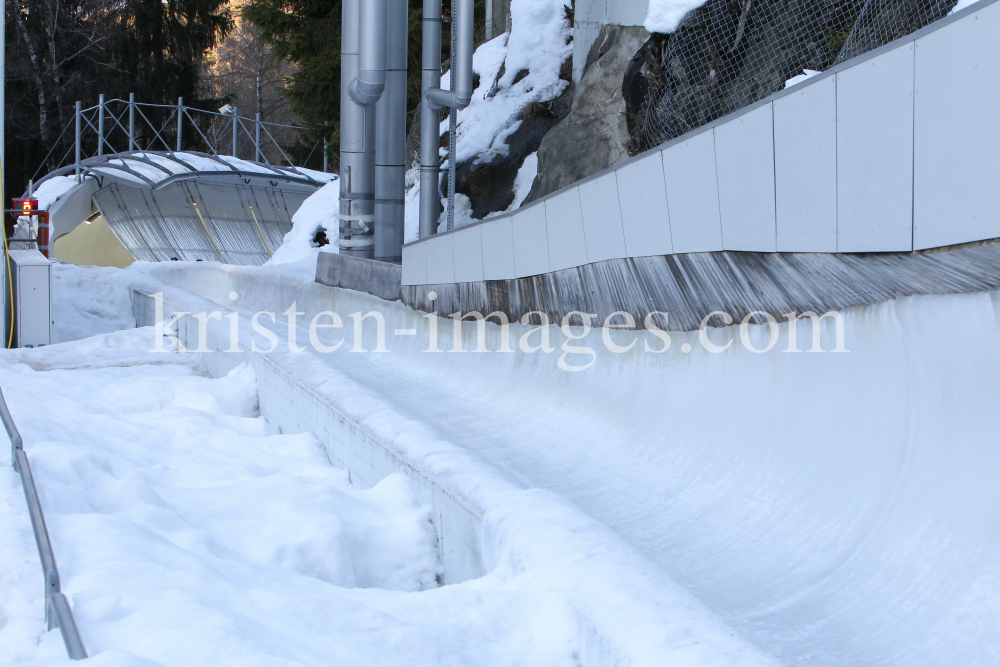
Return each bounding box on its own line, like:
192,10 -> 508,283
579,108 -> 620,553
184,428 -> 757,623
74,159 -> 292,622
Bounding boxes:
630,0 -> 958,153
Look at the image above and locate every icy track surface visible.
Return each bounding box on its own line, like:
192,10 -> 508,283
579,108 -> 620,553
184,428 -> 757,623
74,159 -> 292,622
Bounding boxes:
144,260 -> 1000,667
1,329 -> 645,667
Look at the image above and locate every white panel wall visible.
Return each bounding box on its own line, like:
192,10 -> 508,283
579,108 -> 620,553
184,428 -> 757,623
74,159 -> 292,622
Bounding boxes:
913,1 -> 1000,249
578,172 -> 627,263
774,75 -> 838,252
837,44 -> 915,252
714,103 -> 777,252
661,130 -> 724,253
616,154 -> 673,257
545,188 -> 589,271
480,216 -> 516,281
452,225 -> 485,283
425,232 -> 455,284
401,242 -> 427,286
511,205 -> 550,278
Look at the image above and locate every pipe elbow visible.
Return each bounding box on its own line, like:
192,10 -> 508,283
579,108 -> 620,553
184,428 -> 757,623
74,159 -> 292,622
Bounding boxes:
349,75 -> 386,106
453,90 -> 473,109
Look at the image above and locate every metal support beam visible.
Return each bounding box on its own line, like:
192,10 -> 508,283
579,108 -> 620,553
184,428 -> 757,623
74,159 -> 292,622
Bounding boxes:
128,93 -> 136,151
232,107 -> 238,158
176,97 -> 183,152
255,113 -> 262,162
74,102 -> 82,184
97,94 -> 105,157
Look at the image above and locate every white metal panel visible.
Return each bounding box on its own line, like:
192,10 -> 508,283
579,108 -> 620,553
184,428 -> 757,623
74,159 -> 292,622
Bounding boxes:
401,242 -> 428,285
606,0 -> 648,25
17,265 -> 51,347
913,2 -> 1000,249
773,75 -> 838,252
511,205 -> 551,278
578,171 -> 627,264
714,103 -> 777,252
481,216 -> 516,281
837,44 -> 914,252
661,130 -> 724,253
616,154 -> 673,257
452,225 -> 485,283
544,188 -> 589,271
425,233 -> 456,284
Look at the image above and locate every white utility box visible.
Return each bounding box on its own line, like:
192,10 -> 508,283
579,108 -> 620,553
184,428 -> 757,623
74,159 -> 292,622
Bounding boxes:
3,249 -> 53,348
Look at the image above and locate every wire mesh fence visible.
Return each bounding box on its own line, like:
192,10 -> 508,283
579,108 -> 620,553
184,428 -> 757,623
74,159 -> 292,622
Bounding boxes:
629,0 -> 959,153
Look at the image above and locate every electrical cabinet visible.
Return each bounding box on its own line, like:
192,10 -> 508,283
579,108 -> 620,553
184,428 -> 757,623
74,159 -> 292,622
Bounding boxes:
3,249 -> 53,348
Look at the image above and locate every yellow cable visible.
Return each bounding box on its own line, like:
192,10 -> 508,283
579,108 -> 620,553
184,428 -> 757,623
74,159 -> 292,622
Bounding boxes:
0,155 -> 14,349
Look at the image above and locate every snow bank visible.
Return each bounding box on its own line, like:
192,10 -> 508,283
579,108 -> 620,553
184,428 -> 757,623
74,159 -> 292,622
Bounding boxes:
266,178 -> 340,270
644,0 -> 709,33
51,262 -> 136,344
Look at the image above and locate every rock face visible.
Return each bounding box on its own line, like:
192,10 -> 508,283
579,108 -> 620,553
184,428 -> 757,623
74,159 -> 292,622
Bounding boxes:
451,76 -> 573,219
523,25 -> 649,204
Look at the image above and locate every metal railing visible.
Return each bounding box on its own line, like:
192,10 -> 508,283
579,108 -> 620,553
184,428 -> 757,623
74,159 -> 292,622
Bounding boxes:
31,95 -> 329,185
0,387 -> 87,660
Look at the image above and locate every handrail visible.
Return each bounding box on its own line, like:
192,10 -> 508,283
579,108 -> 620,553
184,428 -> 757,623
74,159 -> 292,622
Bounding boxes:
0,387 -> 88,660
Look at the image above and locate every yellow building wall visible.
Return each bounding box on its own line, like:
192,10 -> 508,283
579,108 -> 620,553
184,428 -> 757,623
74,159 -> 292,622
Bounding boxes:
53,215 -> 135,269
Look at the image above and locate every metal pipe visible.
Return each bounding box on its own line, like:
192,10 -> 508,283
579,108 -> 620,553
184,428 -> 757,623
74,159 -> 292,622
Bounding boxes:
128,93 -> 135,151
447,0 -> 457,231
419,0 -> 443,238
176,97 -> 183,152
349,0 -> 388,106
255,113 -> 262,162
339,0 -> 376,258
375,0 -> 408,262
97,94 -> 105,157
420,0 -> 473,236
323,139 -> 328,173
486,0 -> 493,39
232,106 -> 238,158
74,102 -> 81,184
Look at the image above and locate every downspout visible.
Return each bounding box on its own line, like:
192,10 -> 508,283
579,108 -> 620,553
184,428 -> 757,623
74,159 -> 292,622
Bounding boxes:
340,0 -> 387,259
374,0 -> 408,262
419,0 -> 473,237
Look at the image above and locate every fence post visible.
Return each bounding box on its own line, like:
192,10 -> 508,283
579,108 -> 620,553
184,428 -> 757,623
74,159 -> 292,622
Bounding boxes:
232,106 -> 238,158
255,113 -> 261,162
97,94 -> 105,157
176,97 -> 183,152
128,93 -> 135,151
323,139 -> 328,173
74,101 -> 81,184
486,0 -> 493,39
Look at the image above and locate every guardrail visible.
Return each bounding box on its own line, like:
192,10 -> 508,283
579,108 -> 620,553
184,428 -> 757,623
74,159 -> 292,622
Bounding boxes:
0,387 -> 87,660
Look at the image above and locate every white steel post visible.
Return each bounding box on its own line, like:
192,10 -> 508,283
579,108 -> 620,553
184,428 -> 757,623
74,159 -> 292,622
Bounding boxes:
129,94 -> 136,151
176,97 -> 183,152
98,94 -> 105,156
75,102 -> 82,184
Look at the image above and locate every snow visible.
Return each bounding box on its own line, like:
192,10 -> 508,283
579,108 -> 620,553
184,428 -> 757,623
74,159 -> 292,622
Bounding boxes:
266,179 -> 340,267
784,68 -> 823,88
50,263 -> 137,344
506,151 -> 538,212
950,0 -> 979,13
25,176 -> 81,211
644,0 -> 709,33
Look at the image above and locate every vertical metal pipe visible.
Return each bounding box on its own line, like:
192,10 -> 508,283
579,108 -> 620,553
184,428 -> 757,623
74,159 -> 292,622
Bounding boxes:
340,0 -> 377,258
74,102 -> 81,184
232,107 -> 238,158
97,94 -> 105,157
419,0 -> 443,238
375,0 -> 408,261
486,0 -> 493,39
128,93 -> 135,151
323,139 -> 328,173
447,0 -> 457,231
176,97 -> 183,152
255,113 -> 262,162
349,0 -> 388,105
420,0 -> 473,236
